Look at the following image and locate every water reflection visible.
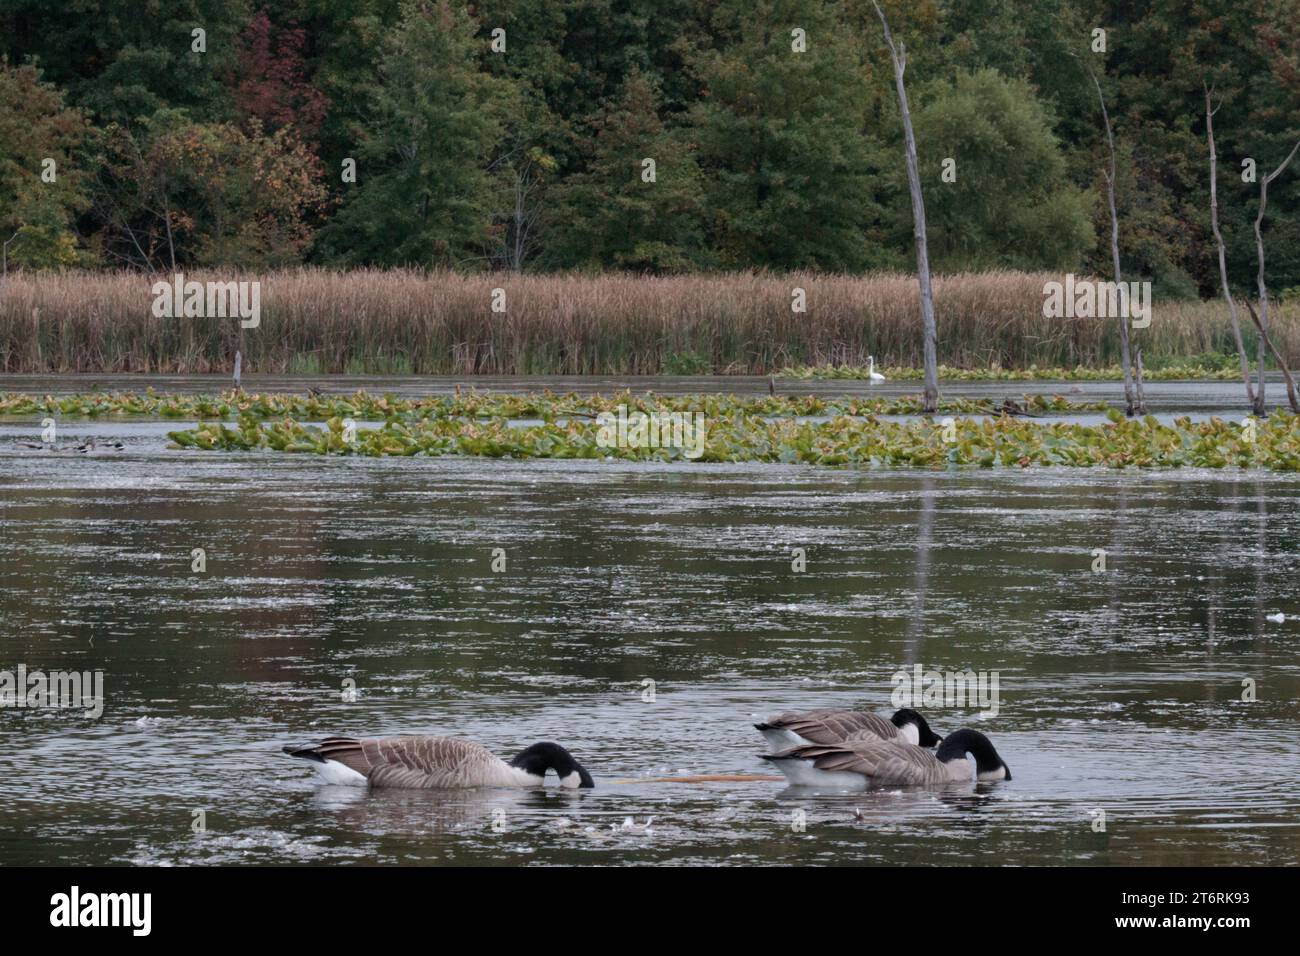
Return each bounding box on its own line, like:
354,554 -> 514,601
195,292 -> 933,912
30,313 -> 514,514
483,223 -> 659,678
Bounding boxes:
310,782 -> 594,836
904,474 -> 934,666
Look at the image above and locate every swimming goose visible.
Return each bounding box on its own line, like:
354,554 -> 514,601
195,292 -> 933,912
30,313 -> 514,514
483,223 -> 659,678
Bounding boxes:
283,735 -> 595,789
763,728 -> 1010,789
755,707 -> 942,751
16,440 -> 126,453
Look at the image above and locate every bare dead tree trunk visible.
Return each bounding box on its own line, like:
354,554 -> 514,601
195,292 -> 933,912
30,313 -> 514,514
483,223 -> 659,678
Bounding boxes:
1252,137 -> 1300,414
1204,85 -> 1257,413
512,170 -> 527,271
488,146 -> 544,272
121,222 -> 157,274
873,1 -> 938,414
1245,299 -> 1299,412
154,161 -> 177,273
1086,65 -> 1143,415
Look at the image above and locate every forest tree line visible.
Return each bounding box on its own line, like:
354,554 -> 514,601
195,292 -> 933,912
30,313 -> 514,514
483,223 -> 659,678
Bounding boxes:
2,0 -> 1298,298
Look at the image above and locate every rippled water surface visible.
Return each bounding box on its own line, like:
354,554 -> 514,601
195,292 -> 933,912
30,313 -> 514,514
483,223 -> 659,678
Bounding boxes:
2,382 -> 1299,866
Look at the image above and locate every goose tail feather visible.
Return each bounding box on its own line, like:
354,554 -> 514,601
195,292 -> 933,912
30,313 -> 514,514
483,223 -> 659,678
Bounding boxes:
282,744 -> 327,763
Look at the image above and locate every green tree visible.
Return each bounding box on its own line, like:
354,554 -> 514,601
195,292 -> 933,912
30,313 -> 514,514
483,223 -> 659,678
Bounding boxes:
317,0 -> 515,266
470,0 -> 711,270
473,0 -> 709,178
691,0 -> 888,271
0,60 -> 91,270
0,0 -> 249,125
546,70 -> 704,272
289,0 -> 404,169
912,69 -> 1094,271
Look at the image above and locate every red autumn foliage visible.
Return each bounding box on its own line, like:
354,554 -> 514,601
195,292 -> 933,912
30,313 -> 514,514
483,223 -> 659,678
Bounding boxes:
229,11 -> 329,143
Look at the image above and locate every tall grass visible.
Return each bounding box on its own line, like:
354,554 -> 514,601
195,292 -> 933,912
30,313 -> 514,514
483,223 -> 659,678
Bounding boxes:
1,269 -> 1295,375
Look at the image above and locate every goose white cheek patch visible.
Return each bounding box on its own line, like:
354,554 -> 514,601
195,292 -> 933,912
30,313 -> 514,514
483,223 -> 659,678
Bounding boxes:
559,771 -> 583,789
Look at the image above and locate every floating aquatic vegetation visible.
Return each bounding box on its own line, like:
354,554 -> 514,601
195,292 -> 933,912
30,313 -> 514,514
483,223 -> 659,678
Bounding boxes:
165,409 -> 1300,471
0,389 -> 1105,421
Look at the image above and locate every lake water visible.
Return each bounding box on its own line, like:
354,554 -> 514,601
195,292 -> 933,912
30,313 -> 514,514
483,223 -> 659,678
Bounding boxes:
1,377 -> 1298,866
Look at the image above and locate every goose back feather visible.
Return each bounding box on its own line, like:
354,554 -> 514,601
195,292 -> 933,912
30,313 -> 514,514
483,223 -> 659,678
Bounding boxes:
755,707 -> 940,749
284,735 -> 593,789
792,738 -> 959,786
758,709 -> 901,746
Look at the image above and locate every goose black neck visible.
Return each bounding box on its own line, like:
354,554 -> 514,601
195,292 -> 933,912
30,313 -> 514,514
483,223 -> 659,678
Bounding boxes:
511,742 -> 595,787
891,708 -> 942,747
935,729 -> 1007,776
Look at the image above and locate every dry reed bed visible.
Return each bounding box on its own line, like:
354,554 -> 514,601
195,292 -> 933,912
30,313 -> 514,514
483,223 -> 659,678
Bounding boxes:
1,269 -> 1295,375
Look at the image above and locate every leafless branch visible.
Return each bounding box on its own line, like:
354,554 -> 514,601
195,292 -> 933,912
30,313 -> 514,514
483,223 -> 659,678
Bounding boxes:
1204,81 -> 1256,412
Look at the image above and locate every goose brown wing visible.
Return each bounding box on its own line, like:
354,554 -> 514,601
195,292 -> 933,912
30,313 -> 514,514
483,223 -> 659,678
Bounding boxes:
361,735 -> 502,788
785,738 -> 944,785
860,741 -> 948,785
766,709 -> 899,744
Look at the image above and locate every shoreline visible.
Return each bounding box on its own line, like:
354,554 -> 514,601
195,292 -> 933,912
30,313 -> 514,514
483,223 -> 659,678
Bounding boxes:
0,372 -> 1284,412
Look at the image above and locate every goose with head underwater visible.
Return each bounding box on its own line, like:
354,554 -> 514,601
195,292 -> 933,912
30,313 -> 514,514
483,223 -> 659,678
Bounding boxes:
755,707 -> 942,751
283,735 -> 595,789
763,728 -> 1010,789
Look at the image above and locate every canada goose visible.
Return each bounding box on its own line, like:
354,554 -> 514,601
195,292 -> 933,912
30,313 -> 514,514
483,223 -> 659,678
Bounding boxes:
283,735 -> 595,789
763,728 -> 1011,789
868,356 -> 886,383
17,440 -> 124,453
755,707 -> 941,751
75,440 -> 125,453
